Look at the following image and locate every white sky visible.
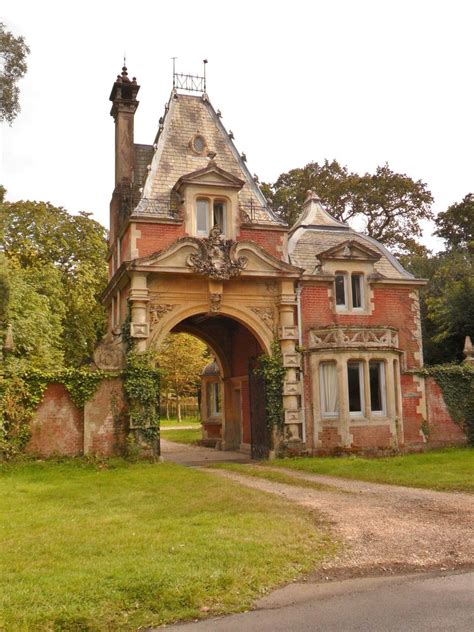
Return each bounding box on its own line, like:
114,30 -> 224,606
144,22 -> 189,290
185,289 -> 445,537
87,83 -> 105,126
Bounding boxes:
1,0 -> 473,251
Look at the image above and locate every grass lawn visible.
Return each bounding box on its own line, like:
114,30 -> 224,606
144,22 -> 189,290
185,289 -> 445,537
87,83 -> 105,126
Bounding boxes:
0,460 -> 334,630
160,417 -> 201,427
160,427 -> 202,444
269,448 -> 474,492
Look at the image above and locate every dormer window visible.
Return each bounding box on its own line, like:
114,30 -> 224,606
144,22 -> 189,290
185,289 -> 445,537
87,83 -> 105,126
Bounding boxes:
196,197 -> 227,236
335,272 -> 364,311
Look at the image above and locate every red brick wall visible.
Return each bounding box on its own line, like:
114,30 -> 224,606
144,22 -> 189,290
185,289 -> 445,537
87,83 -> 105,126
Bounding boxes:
135,222 -> 186,257
238,228 -> 285,259
231,324 -> 262,377
318,427 -> 342,449
27,384 -> 83,457
120,226 -> 131,263
425,377 -> 467,446
84,378 -> 126,457
300,284 -> 421,368
351,425 -> 392,448
400,373 -> 424,445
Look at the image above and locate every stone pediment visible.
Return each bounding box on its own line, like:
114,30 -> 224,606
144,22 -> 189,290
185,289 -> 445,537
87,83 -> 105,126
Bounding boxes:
318,239 -> 381,262
174,161 -> 245,191
129,230 -> 302,279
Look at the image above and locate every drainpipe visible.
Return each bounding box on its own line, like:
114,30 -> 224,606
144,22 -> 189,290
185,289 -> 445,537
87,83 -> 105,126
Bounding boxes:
296,283 -> 306,444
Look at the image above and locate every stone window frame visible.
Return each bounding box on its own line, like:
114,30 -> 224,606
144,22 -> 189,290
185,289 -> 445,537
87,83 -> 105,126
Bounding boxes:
334,270 -> 366,313
312,351 -> 400,425
194,194 -> 230,238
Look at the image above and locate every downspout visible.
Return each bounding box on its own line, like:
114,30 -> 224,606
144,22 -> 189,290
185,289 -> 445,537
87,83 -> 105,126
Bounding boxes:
296,283 -> 306,444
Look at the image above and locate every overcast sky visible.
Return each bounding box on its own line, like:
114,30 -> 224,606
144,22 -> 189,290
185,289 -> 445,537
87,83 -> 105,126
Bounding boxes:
1,0 -> 473,250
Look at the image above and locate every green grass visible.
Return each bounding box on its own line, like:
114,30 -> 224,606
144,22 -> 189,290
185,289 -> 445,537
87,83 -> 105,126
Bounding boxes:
161,427 -> 202,444
160,417 -> 201,427
209,463 -> 340,492
0,460 -> 335,630
269,448 -> 474,492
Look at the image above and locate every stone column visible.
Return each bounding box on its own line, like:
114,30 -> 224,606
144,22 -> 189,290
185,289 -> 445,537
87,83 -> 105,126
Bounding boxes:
278,280 -> 302,446
129,271 -> 149,352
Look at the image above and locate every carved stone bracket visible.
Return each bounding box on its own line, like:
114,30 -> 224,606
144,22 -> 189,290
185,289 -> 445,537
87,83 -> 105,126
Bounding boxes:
250,307 -> 274,331
150,303 -> 175,327
209,293 -> 222,313
187,225 -> 248,280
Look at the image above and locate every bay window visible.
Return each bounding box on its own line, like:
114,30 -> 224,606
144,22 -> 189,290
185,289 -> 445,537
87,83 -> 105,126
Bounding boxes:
347,361 -> 365,415
320,362 -> 339,417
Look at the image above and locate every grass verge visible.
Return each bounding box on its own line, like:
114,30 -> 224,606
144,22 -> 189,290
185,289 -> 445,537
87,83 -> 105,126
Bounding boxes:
160,417 -> 201,427
0,460 -> 335,630
160,427 -> 202,444
269,448 -> 474,492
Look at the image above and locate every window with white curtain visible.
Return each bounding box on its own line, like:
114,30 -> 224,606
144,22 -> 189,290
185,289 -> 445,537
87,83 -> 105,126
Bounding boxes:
320,362 -> 339,416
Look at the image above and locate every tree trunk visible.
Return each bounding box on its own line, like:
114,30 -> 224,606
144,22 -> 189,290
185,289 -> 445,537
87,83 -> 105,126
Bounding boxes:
177,396 -> 182,423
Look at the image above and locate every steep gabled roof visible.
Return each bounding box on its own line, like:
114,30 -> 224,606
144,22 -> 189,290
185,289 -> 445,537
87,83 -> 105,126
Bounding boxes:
136,91 -> 282,225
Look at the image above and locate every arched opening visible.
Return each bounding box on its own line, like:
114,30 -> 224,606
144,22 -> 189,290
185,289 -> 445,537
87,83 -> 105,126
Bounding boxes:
153,312 -> 268,455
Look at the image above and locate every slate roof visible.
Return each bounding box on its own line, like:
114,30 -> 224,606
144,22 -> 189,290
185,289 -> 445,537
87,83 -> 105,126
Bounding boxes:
288,192 -> 414,279
136,91 -> 281,225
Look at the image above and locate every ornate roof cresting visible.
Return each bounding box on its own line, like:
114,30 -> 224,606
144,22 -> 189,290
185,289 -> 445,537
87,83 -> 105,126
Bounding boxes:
187,225 -> 248,280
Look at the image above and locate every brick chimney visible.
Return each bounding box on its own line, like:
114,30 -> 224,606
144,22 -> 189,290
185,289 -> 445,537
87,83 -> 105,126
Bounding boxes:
109,65 -> 140,187
109,65 -> 140,245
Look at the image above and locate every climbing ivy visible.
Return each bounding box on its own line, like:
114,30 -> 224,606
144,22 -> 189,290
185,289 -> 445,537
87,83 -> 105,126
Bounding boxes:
0,368 -> 116,459
419,364 -> 474,445
256,339 -> 286,433
123,351 -> 161,445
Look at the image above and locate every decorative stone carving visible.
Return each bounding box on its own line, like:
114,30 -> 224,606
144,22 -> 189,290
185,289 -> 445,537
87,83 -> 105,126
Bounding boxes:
209,293 -> 221,313
130,323 -> 149,339
278,325 -> 299,340
250,307 -> 274,331
283,352 -> 301,368
463,336 -> 474,364
284,409 -> 301,424
150,303 -> 175,326
187,225 -> 248,280
309,326 -> 399,350
93,331 -> 125,371
283,381 -> 301,396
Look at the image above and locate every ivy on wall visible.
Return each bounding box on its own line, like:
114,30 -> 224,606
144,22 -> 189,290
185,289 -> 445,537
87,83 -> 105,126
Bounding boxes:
419,364 -> 474,445
0,368 -> 118,459
123,351 -> 161,446
256,339 -> 286,433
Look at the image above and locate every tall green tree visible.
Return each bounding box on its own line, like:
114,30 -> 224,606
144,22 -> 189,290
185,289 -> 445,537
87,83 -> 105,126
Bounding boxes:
0,22 -> 30,124
434,193 -> 474,254
0,195 -> 108,367
156,334 -> 210,421
262,160 -> 433,254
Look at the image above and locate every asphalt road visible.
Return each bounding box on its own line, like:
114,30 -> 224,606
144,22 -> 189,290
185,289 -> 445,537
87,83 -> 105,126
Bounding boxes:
161,570 -> 474,631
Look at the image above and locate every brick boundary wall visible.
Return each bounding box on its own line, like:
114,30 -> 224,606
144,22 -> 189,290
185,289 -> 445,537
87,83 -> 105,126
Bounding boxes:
425,376 -> 467,447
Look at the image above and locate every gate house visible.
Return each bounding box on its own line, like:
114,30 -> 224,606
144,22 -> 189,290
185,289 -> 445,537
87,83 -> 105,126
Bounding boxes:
101,64 -> 435,455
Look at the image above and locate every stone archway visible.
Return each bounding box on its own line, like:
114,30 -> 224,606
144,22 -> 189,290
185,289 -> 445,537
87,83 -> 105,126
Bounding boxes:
150,311 -> 267,454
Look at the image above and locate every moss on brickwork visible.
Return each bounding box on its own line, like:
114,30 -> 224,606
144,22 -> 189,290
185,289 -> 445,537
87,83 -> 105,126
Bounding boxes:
419,364 -> 474,445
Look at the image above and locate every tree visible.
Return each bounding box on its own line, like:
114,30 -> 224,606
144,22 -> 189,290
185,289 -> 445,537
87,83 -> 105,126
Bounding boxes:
0,194 -> 108,367
434,193 -> 474,254
156,333 -> 210,421
0,22 -> 30,124
262,160 -> 434,254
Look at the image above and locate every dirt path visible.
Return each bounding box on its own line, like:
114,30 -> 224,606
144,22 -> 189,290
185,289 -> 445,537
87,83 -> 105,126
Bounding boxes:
206,467 -> 474,580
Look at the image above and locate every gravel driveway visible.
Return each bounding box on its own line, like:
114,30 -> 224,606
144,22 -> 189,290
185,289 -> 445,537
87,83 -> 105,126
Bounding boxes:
207,467 -> 474,579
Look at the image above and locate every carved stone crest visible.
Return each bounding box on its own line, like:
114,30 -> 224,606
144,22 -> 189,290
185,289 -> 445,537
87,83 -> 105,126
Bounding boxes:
93,331 -> 125,371
187,225 -> 247,280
